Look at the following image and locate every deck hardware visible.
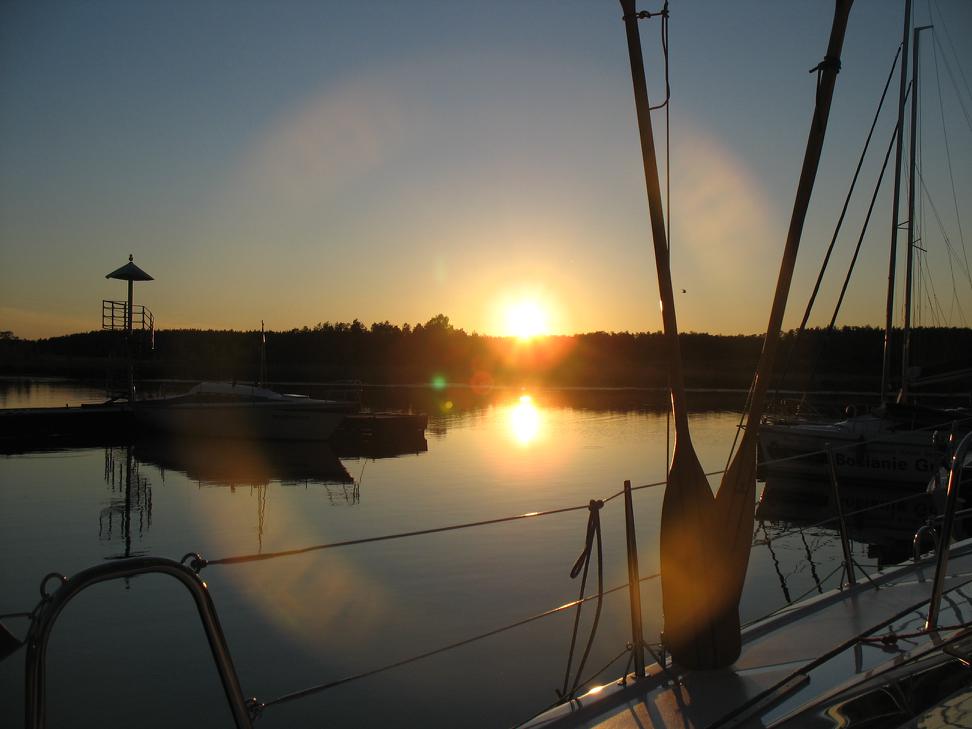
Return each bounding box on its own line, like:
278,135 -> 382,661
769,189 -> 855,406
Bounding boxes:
623,480 -> 647,679
24,557 -> 253,729
926,431 -> 972,630
913,524 -> 938,561
181,551 -> 208,573
38,573 -> 66,600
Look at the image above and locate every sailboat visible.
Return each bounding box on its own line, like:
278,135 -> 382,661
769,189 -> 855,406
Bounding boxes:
758,8 -> 972,490
524,1 -> 972,726
8,4 -> 972,729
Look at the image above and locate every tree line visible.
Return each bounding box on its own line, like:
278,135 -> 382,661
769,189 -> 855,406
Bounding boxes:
1,316 -> 970,392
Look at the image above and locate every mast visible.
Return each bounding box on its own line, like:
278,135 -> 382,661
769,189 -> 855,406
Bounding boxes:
898,24 -> 932,404
880,0 -> 911,404
259,320 -> 267,388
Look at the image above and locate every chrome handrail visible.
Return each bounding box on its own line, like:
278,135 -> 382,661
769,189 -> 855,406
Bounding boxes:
24,556 -> 254,729
925,431 -> 972,630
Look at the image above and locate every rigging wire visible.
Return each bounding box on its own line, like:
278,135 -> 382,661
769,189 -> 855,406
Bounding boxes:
775,46 -> 901,395
916,168 -> 972,288
916,161 -> 972,334
829,123 -> 901,329
794,117 -> 901,394
931,31 -> 970,284
926,17 -> 972,135
800,46 -> 902,333
930,1 -> 972,106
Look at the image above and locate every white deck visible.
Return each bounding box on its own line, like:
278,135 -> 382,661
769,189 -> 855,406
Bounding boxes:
523,542 -> 972,729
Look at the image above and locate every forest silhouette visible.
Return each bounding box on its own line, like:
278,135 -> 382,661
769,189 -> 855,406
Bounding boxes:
1,317 -> 970,392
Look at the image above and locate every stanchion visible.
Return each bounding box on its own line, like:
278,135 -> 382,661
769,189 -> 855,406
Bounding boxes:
825,444 -> 856,586
623,480 -> 646,678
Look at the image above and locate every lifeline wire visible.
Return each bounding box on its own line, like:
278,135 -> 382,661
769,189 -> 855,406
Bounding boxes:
257,571 -> 660,713
201,503 -> 592,568
196,413 -> 968,571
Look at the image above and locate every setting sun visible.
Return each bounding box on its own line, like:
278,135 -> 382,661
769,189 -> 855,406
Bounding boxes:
505,300 -> 550,340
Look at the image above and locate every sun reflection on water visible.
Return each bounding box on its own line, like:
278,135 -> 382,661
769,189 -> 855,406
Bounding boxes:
509,394 -> 541,446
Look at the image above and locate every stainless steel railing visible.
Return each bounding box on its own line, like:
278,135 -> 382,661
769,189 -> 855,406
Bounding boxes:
24,556 -> 254,729
925,430 -> 972,630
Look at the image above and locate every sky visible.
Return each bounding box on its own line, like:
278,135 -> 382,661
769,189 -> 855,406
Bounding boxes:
1,0 -> 971,339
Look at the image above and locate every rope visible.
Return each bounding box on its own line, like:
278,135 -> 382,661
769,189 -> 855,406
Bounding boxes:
648,2 -> 670,112
559,500 -> 605,700
622,3 -> 670,111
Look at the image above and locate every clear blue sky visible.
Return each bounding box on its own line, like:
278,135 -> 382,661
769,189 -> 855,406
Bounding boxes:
1,0 -> 970,338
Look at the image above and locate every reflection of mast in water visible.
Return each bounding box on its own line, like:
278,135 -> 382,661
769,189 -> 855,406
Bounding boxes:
758,521 -> 792,604
798,529 -> 826,596
255,483 -> 267,553
757,521 -> 828,605
101,445 -> 153,558
323,480 -> 360,506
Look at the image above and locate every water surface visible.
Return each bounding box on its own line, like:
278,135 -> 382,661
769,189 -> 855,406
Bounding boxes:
0,379 -> 904,728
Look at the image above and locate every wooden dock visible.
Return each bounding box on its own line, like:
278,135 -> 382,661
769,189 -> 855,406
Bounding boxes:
0,404 -> 427,443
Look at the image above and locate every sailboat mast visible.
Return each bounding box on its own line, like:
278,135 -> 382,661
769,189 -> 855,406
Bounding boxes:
880,0 -> 911,404
899,24 -> 932,404
259,320 -> 267,388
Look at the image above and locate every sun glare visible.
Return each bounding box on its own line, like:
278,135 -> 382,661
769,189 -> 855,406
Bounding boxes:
505,300 -> 550,340
509,394 -> 541,446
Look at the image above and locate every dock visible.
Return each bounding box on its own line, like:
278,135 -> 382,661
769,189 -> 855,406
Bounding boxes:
0,404 -> 428,444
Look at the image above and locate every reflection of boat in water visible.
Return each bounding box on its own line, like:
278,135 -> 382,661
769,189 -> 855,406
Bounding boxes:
135,382 -> 351,441
756,473 -> 949,567
133,435 -> 353,486
758,402 -> 967,488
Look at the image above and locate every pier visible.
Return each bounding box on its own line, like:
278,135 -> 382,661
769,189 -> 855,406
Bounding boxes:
0,404 -> 427,444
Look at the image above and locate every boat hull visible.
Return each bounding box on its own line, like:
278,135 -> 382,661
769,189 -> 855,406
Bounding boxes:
758,417 -> 950,488
136,401 -> 345,441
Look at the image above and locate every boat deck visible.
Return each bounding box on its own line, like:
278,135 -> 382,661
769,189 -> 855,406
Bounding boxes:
524,543 -> 972,729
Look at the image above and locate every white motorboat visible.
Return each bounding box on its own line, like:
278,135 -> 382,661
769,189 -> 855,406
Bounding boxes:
135,381 -> 351,441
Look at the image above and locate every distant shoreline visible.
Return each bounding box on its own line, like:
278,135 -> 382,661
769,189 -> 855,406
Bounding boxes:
1,324 -> 969,397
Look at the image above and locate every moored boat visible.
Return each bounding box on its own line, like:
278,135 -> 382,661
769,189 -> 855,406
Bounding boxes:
135,381 -> 352,441
758,403 -> 970,488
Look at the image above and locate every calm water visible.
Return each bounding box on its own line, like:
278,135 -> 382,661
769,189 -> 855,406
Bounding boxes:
0,378 -> 922,728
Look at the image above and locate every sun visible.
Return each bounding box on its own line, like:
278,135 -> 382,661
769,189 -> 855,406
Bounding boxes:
505,299 -> 550,340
